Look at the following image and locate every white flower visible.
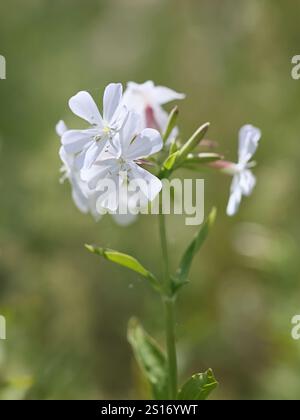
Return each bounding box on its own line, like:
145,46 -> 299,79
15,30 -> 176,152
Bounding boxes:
56,121 -> 137,225
61,83 -> 127,170
56,121 -> 99,218
82,112 -> 163,212
122,81 -> 185,140
226,125 -> 261,216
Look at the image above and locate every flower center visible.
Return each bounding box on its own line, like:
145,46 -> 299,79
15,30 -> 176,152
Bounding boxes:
102,126 -> 111,134
94,126 -> 112,142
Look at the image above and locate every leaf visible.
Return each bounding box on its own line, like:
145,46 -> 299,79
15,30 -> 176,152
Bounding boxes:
128,318 -> 168,400
176,122 -> 210,166
163,106 -> 179,143
162,151 -> 180,170
174,208 -> 217,289
177,369 -> 218,400
85,245 -> 161,292
169,138 -> 179,155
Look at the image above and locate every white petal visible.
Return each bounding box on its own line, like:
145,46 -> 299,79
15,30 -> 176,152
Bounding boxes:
83,140 -> 108,169
81,159 -> 118,189
56,120 -> 68,137
87,191 -> 104,222
70,175 -> 89,214
69,91 -> 103,126
238,124 -> 261,164
226,184 -> 242,216
62,129 -> 95,154
103,83 -> 123,122
124,128 -> 163,160
59,145 -> 72,169
112,104 -> 129,130
142,128 -> 163,154
95,173 -> 120,212
125,81 -> 154,98
239,170 -> 256,196
122,81 -> 154,118
153,85 -> 186,105
128,163 -> 162,201
119,111 -> 141,152
122,93 -> 145,129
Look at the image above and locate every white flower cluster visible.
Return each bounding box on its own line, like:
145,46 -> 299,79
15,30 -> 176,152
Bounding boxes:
56,81 -> 185,225
57,81 -> 262,223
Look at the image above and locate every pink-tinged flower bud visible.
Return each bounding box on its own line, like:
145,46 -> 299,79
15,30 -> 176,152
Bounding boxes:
145,105 -> 160,131
209,160 -> 237,175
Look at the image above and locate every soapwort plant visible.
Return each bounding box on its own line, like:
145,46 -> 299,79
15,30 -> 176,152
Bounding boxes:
56,81 -> 261,400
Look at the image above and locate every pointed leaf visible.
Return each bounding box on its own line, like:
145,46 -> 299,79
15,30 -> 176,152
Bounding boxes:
163,151 -> 180,170
163,106 -> 179,143
85,245 -> 161,292
174,208 -> 217,289
128,318 -> 168,400
178,369 -> 218,400
169,138 -> 179,155
176,122 -> 210,166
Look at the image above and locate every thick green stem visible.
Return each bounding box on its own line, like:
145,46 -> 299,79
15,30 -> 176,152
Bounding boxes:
159,212 -> 178,399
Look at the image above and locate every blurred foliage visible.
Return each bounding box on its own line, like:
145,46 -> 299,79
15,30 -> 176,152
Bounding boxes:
1,0 -> 300,400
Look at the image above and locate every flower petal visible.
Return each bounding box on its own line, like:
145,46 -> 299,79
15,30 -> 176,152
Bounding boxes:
56,120 -> 68,137
238,125 -> 261,164
95,173 -> 120,212
119,111 -> 141,153
72,185 -> 89,213
69,91 -> 103,126
103,83 -> 123,122
239,169 -> 256,196
69,174 -> 89,214
59,145 -> 72,169
122,85 -> 145,113
83,140 -> 108,169
127,163 -> 162,201
61,129 -> 95,154
81,159 -> 118,189
153,85 -> 186,105
226,182 -> 242,216
124,128 -> 163,160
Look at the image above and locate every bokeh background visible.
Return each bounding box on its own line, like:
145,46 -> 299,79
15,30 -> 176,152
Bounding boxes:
1,0 -> 300,400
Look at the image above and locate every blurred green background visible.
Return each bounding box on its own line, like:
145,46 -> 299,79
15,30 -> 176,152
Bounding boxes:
1,0 -> 300,400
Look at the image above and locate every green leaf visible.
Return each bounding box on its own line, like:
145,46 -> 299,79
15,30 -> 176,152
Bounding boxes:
177,369 -> 218,400
85,245 -> 161,292
176,122 -> 210,167
169,138 -> 179,155
163,106 -> 179,143
174,208 -> 217,289
162,151 -> 180,170
127,318 -> 168,400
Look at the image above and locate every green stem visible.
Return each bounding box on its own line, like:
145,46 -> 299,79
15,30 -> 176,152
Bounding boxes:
158,211 -> 178,399
164,296 -> 178,399
159,212 -> 170,291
